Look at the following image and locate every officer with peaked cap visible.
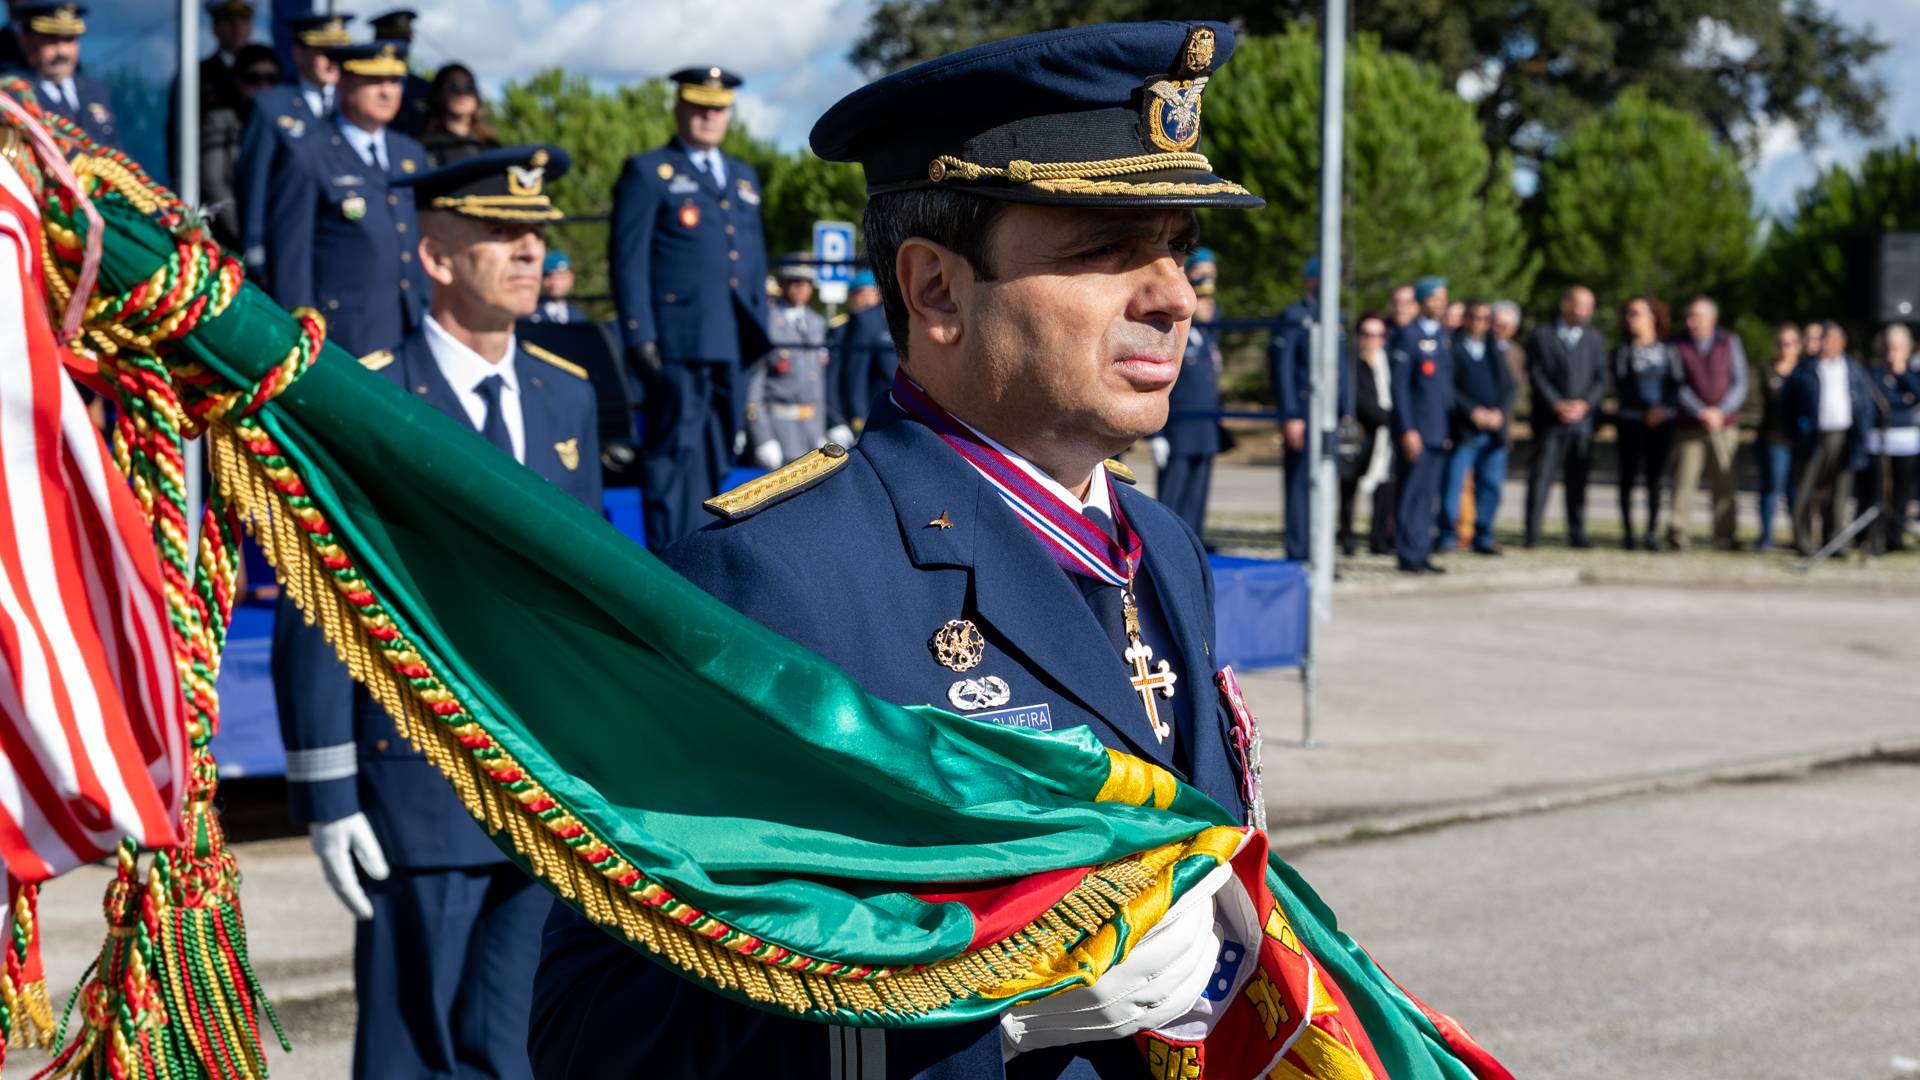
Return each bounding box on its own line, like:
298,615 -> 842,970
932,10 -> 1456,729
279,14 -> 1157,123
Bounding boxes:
11,2 -> 120,147
535,22 -> 1266,1079
1388,274 -> 1456,572
1270,253 -> 1354,561
747,256 -> 834,467
263,39 -> 428,358
609,64 -> 771,549
235,12 -> 351,277
275,145 -> 597,1080
367,7 -> 431,137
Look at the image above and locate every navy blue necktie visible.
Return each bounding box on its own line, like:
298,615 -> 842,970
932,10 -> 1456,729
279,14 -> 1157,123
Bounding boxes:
473,374 -> 514,458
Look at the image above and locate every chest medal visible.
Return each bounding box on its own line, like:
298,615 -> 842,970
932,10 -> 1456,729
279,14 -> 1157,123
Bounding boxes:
341,194 -> 366,222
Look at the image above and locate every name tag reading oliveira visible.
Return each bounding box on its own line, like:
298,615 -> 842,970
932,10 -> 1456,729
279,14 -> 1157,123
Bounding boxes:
971,704 -> 1052,731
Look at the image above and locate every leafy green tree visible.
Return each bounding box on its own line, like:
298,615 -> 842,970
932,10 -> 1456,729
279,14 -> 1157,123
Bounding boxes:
1199,27 -> 1538,320
1530,88 -> 1753,318
491,71 -> 866,312
852,0 -> 1887,172
1748,140 -> 1920,325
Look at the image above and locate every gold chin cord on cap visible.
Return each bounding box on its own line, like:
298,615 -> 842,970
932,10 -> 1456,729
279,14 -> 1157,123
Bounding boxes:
925,151 -> 1250,197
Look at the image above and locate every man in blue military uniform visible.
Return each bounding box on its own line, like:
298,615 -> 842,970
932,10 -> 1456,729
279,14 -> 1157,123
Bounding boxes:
263,39 -> 428,358
275,145 -> 598,1080
1269,255 -> 1352,561
10,3 -> 119,148
1388,275 -> 1455,573
235,13 -> 349,276
835,267 -> 900,434
1149,248 -> 1223,540
524,250 -> 590,325
534,22 -> 1267,1080
367,8 -> 431,138
609,65 -> 771,549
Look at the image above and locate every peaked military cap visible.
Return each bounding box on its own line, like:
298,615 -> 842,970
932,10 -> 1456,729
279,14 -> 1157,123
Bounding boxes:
671,66 -> 741,109
289,13 -> 353,47
368,8 -> 417,40
774,254 -> 816,282
396,145 -> 569,222
332,40 -> 409,78
204,0 -> 254,16
15,2 -> 87,35
811,21 -> 1261,210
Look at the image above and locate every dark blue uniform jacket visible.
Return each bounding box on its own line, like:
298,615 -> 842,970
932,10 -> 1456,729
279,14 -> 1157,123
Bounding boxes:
273,329 -> 601,868
1159,322 -> 1222,455
30,73 -> 119,148
838,304 -> 900,430
532,397 -> 1249,1080
235,82 -> 324,273
1388,321 -> 1454,444
1268,296 -> 1352,426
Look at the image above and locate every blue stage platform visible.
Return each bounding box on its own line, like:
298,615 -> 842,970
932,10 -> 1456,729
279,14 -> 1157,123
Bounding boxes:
210,491 -> 1308,778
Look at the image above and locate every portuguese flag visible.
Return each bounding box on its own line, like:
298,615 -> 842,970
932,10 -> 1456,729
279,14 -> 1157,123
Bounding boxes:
70,156 -> 1510,1079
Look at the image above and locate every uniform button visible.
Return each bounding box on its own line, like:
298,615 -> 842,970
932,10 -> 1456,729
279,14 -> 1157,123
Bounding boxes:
728,250 -> 739,261
627,319 -> 639,330
387,194 -> 397,206
400,250 -> 412,262
396,222 -> 407,233
373,739 -> 390,752
728,277 -> 739,288
664,292 -> 676,303
720,199 -> 731,210
326,299 -> 339,310
400,279 -> 411,290
724,224 -> 735,235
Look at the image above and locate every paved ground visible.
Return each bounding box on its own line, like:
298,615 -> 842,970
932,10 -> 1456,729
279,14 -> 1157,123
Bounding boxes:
13,462 -> 1919,1075
1288,761 -> 1920,1080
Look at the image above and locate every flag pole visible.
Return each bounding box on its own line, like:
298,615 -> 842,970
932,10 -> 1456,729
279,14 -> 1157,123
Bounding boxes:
1301,0 -> 1345,748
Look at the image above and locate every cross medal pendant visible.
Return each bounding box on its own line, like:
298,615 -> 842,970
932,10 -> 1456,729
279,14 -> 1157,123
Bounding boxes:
1121,582 -> 1176,743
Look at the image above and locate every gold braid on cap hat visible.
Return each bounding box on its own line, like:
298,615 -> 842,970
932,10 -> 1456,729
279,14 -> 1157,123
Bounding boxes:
926,151 -> 1249,197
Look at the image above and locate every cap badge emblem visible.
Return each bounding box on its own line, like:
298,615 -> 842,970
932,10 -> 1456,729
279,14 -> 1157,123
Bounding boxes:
931,619 -> 985,673
1144,77 -> 1207,152
508,163 -> 545,197
1184,27 -> 1216,74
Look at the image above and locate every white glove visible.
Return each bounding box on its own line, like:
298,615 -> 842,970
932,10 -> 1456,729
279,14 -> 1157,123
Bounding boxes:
826,424 -> 855,449
1149,437 -> 1171,469
732,429 -> 748,457
753,439 -> 784,470
309,812 -> 390,921
1000,865 -> 1224,1056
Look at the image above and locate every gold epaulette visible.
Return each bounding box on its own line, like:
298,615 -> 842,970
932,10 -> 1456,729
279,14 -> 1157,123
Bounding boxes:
828,312 -> 850,329
358,348 -> 395,372
704,444 -> 850,521
522,342 -> 588,380
1104,458 -> 1136,485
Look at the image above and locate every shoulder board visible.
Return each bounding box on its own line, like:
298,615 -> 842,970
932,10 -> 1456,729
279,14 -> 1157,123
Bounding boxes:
828,313 -> 850,329
358,348 -> 395,372
1104,459 -> 1137,485
522,342 -> 588,380
704,444 -> 850,521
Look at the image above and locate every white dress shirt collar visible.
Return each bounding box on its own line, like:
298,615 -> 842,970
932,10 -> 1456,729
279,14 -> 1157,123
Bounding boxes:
337,119 -> 387,170
423,315 -> 524,461
956,416 -> 1113,517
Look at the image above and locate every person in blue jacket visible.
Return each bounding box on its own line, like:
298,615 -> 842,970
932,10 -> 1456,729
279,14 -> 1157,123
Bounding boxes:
234,13 -> 350,277
1388,276 -> 1455,573
834,268 -> 901,433
1268,254 -> 1352,561
263,39 -> 428,358
1150,248 -> 1224,539
1785,320 -> 1875,555
10,3 -> 120,148
1437,298 -> 1515,555
532,21 -> 1268,1079
274,145 -> 599,1080
609,65 -> 771,549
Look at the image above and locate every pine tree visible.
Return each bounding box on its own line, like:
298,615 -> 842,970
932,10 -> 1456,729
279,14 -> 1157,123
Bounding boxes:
1748,140 -> 1920,325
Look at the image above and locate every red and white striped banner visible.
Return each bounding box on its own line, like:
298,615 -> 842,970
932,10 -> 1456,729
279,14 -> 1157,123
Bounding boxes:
0,158 -> 185,884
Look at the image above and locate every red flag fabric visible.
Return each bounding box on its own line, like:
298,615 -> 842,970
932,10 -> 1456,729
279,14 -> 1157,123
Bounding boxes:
0,157 -> 184,884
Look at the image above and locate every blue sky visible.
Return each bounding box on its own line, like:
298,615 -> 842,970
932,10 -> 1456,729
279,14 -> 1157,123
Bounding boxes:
83,0 -> 1920,216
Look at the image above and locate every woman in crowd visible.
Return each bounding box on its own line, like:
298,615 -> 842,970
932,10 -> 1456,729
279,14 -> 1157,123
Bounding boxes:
421,64 -> 499,166
1859,323 -> 1920,554
1754,323 -> 1803,552
198,43 -> 280,253
1610,296 -> 1678,550
1339,313 -> 1397,556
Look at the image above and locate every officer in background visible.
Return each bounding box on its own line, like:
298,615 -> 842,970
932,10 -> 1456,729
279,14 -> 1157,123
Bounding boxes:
367,8 -> 430,138
168,0 -> 257,205
264,39 -> 428,358
1389,275 -> 1455,573
1269,254 -> 1352,561
1150,248 -> 1224,540
833,268 -> 899,435
524,250 -> 589,324
275,145 -> 597,1080
535,21 -> 1263,1077
745,258 -> 834,467
10,3 -> 119,148
236,13 -> 350,276
609,65 -> 770,548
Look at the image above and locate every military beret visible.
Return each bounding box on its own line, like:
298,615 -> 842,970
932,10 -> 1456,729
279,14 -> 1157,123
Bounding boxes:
369,8 -> 417,40
15,2 -> 87,35
1414,275 -> 1448,300
1185,247 -> 1217,271
397,145 -> 569,222
672,66 -> 742,109
543,251 -> 571,274
810,21 -> 1260,210
1302,254 -> 1320,279
850,269 -> 877,289
288,13 -> 352,48
332,40 -> 408,78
